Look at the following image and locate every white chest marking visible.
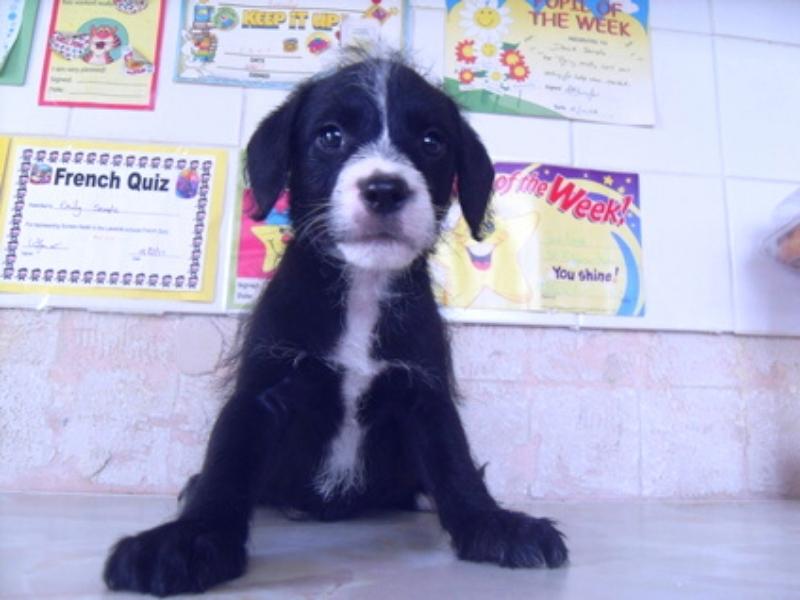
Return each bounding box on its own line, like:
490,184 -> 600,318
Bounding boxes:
314,269 -> 389,499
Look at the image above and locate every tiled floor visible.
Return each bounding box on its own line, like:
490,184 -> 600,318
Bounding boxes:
1,493 -> 799,599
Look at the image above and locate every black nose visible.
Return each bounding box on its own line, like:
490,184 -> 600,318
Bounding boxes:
359,175 -> 410,214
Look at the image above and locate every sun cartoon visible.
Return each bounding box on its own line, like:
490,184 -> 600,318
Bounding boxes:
459,0 -> 511,45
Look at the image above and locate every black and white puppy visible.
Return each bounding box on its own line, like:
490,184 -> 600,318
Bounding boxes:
104,55 -> 567,596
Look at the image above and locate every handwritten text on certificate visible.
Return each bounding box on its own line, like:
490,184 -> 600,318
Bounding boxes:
444,0 -> 654,125
0,139 -> 227,302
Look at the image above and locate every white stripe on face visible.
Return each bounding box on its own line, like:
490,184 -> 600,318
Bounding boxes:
329,64 -> 436,272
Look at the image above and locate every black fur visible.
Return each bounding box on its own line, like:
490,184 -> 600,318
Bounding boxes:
104,58 -> 567,597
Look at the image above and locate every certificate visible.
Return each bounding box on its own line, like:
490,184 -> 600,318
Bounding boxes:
39,0 -> 166,109
0,0 -> 38,86
0,138 -> 227,302
432,162 -> 644,317
176,0 -> 407,88
444,0 -> 654,125
227,152 -> 291,310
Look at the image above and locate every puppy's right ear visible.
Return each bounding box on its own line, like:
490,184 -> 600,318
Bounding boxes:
245,91 -> 304,220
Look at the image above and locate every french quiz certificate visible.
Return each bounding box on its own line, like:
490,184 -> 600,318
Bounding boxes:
0,138 -> 227,302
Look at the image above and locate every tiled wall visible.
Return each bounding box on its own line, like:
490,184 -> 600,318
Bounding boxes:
0,1 -> 799,501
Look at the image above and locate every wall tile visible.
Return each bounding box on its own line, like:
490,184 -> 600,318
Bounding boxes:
725,179 -> 800,335
715,38 -> 800,180
745,389 -> 800,497
0,4 -> 70,136
711,0 -> 800,45
646,332 -> 739,388
573,31 -> 721,175
458,381 -> 532,500
580,174 -> 733,332
527,386 -> 641,498
651,0 -> 712,33
641,387 -> 746,497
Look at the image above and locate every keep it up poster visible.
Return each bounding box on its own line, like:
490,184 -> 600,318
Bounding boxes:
39,0 -> 165,109
176,0 -> 407,88
432,162 -> 644,317
444,0 -> 654,125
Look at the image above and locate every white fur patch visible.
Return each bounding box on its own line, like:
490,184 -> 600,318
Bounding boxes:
331,151 -> 436,270
315,269 -> 389,499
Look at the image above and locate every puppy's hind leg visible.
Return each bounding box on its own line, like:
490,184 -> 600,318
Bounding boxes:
102,373 -> 304,597
406,386 -> 569,569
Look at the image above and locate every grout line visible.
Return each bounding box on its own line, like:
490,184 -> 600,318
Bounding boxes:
237,87 -> 248,148
723,175 -> 800,187
650,27 -> 800,50
707,0 -> 740,338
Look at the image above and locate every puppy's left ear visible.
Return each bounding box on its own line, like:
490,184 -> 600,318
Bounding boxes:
455,117 -> 495,241
246,91 -> 304,220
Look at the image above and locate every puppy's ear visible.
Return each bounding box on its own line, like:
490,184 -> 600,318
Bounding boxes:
455,117 -> 495,241
245,91 -> 304,220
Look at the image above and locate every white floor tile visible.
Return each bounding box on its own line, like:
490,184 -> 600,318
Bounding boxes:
2,493 -> 800,599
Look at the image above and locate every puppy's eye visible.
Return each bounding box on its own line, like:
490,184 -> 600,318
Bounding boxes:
317,125 -> 343,150
422,130 -> 445,157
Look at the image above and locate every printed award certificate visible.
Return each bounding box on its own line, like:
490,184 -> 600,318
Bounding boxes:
0,137 -> 227,303
432,161 -> 644,316
39,0 -> 165,109
176,0 -> 406,88
444,0 -> 654,124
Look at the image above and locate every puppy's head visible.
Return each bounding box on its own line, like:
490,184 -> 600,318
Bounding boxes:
246,56 -> 494,271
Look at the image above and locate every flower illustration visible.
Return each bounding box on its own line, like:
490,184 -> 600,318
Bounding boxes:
500,48 -> 525,68
480,42 -> 498,58
458,68 -> 477,84
459,0 -> 511,45
455,39 -> 477,64
507,62 -> 530,82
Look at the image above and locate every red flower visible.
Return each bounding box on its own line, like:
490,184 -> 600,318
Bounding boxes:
507,63 -> 530,82
500,49 -> 525,68
459,69 -> 476,84
455,40 -> 477,64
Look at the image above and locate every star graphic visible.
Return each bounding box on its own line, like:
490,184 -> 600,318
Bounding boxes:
625,177 -> 632,184
617,186 -> 626,193
603,175 -> 614,186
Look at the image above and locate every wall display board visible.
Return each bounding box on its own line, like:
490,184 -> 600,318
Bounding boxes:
432,161 -> 644,317
0,137 -> 227,305
228,159 -> 643,318
444,0 -> 654,124
176,0 -> 407,88
39,0 -> 165,109
0,0 -> 38,85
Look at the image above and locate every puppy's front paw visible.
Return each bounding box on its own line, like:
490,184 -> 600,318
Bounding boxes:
103,520 -> 247,596
451,509 -> 568,568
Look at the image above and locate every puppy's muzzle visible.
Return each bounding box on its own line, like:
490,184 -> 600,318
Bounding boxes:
359,175 -> 410,215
